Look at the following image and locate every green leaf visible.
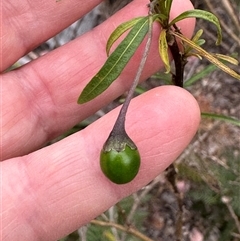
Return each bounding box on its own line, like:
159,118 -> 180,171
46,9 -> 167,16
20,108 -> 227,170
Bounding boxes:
201,112 -> 240,126
159,0 -> 173,18
184,64 -> 218,87
106,17 -> 145,56
78,17 -> 149,104
170,31 -> 240,80
184,29 -> 204,55
191,29 -> 204,43
148,1 -> 169,25
169,9 -> 222,45
165,0 -> 173,18
191,29 -> 206,47
158,29 -> 171,73
196,39 -> 205,46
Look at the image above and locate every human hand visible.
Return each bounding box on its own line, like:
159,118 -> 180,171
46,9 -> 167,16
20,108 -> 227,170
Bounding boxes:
1,0 -> 200,240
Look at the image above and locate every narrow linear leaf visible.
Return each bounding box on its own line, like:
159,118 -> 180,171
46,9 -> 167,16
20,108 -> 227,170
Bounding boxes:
148,0 -> 168,23
169,9 -> 222,45
184,29 -> 204,54
191,29 -> 204,43
165,0 -> 173,18
78,17 -> 149,104
184,64 -> 217,87
158,0 -> 168,16
213,54 -> 239,65
170,31 -> 240,80
106,16 -> 145,55
156,0 -> 172,21
201,112 -> 240,126
158,29 -> 171,73
196,39 -> 205,46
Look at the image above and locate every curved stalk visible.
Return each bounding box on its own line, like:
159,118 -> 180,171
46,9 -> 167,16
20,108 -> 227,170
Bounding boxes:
110,15 -> 153,139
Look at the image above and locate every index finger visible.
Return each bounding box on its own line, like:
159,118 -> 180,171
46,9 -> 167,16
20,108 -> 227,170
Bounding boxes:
2,0 -> 102,70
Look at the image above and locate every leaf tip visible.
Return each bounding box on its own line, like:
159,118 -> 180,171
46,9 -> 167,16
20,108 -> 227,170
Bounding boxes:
215,34 -> 222,45
77,92 -> 90,104
77,96 -> 85,104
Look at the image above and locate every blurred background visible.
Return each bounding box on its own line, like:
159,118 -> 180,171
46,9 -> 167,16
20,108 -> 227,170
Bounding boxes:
12,0 -> 240,240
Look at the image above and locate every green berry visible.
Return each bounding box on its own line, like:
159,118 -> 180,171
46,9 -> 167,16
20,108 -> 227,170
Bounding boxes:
100,144 -> 140,184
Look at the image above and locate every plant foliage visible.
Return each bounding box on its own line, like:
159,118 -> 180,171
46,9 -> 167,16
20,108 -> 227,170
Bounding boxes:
78,0 -> 240,103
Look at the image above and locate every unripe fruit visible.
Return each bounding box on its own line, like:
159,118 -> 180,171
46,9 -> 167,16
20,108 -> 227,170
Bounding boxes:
100,144 -> 140,184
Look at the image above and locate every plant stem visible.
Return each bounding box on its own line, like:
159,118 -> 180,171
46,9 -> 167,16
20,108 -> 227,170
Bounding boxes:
90,219 -> 155,241
165,164 -> 183,241
167,29 -> 186,87
110,15 -> 153,136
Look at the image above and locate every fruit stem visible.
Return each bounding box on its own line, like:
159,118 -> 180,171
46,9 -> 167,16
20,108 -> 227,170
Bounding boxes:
111,15 -> 153,137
